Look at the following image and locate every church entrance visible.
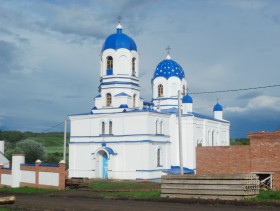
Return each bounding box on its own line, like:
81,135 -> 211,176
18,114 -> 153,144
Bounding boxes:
96,150 -> 108,179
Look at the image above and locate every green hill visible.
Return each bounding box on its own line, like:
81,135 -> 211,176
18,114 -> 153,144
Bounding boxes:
0,131 -> 69,163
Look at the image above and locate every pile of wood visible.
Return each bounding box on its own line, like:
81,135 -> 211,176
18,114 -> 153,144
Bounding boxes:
65,178 -> 90,189
161,174 -> 260,200
0,196 -> 15,204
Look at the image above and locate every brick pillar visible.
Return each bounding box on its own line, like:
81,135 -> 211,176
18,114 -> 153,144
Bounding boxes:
59,160 -> 66,190
35,159 -> 42,188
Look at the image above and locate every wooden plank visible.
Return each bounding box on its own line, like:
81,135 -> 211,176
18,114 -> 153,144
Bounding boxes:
161,189 -> 258,196
162,174 -> 258,180
161,184 -> 259,190
161,179 -> 259,185
0,196 -> 15,205
161,194 -> 254,200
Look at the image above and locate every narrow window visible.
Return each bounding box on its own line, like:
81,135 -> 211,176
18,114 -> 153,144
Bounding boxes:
107,56 -> 113,69
157,148 -> 161,166
212,131 -> 215,146
132,57 -> 136,76
158,84 -> 163,97
156,120 -> 158,134
102,122 -> 105,135
208,131 -> 211,146
109,121 -> 112,134
182,85 -> 186,96
160,121 -> 163,134
106,93 -> 112,106
133,94 -> 136,107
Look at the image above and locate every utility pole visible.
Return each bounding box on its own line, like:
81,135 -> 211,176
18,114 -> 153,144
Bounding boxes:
63,116 -> 67,161
178,90 -> 183,175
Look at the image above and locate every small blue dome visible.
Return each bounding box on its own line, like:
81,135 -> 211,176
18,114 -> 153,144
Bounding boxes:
102,27 -> 137,52
213,103 -> 223,111
153,58 -> 185,80
182,94 -> 193,103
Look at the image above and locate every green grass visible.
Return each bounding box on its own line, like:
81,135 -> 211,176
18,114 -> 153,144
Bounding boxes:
90,180 -> 160,190
101,191 -> 160,199
46,146 -> 65,154
0,187 -> 59,194
87,180 -> 161,199
250,190 -> 280,202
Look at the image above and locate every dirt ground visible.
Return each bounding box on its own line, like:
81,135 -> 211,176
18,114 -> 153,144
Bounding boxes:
0,191 -> 280,211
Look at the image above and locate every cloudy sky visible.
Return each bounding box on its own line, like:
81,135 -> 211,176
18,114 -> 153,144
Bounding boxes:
0,0 -> 280,138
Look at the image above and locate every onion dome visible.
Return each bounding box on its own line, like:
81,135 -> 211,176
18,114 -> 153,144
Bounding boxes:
102,23 -> 137,52
213,103 -> 223,111
153,55 -> 185,80
182,94 -> 193,103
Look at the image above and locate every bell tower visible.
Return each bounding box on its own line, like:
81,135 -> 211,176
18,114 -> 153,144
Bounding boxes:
93,21 -> 143,113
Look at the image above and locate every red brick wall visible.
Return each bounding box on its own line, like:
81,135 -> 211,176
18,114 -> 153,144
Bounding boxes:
196,146 -> 251,174
196,131 -> 280,190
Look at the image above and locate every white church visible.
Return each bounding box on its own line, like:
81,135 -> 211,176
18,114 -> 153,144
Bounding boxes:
68,22 -> 230,180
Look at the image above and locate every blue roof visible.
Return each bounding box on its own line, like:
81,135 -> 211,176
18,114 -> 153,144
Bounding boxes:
143,101 -> 154,106
119,104 -> 128,108
162,166 -> 194,174
153,58 -> 185,80
104,147 -> 117,155
92,106 -> 97,110
115,92 -> 131,97
182,94 -> 193,103
213,103 -> 223,111
95,94 -> 101,98
102,28 -> 137,52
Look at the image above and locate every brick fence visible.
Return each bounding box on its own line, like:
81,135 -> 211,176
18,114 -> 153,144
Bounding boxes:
0,154 -> 66,190
196,131 -> 280,190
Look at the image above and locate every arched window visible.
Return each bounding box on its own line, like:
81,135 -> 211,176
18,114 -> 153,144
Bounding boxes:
132,57 -> 136,76
158,84 -> 163,97
109,121 -> 112,134
160,121 -> 164,134
156,120 -> 159,134
208,131 -> 211,146
107,56 -> 113,69
182,85 -> 186,96
133,94 -> 136,107
106,93 -> 112,106
157,148 -> 161,166
102,122 -> 105,135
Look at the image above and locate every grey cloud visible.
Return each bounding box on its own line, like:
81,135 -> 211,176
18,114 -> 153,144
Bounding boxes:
0,40 -> 20,74
64,95 -> 81,99
227,108 -> 280,138
237,91 -> 262,100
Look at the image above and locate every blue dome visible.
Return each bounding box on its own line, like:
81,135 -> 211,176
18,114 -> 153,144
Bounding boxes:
153,58 -> 185,80
182,94 -> 193,103
213,103 -> 223,111
102,28 -> 137,52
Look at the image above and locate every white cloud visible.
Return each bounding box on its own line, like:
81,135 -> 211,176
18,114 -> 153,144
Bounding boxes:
226,95 -> 280,113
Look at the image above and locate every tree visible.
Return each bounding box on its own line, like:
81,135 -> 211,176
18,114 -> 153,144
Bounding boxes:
15,139 -> 47,163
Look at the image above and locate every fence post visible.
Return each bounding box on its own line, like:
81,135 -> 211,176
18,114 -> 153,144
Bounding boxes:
59,160 -> 66,190
35,159 -> 42,188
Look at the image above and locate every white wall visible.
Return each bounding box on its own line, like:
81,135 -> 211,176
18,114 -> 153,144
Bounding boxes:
21,170 -> 36,184
1,174 -> 12,186
39,172 -> 59,186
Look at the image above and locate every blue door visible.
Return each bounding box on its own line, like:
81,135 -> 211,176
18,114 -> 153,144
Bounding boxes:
102,153 -> 108,179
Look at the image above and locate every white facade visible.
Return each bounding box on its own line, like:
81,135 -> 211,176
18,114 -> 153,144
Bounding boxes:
68,23 -> 230,180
